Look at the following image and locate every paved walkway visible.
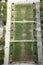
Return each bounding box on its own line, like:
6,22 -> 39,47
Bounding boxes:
8,63 -> 37,65
15,21 -> 35,23
4,3 -> 11,65
36,2 -> 43,65
8,0 -> 39,4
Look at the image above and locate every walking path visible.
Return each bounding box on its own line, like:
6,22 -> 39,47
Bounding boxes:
12,63 -> 37,65
4,2 -> 11,65
15,21 -> 35,23
10,40 -> 35,42
36,2 -> 43,65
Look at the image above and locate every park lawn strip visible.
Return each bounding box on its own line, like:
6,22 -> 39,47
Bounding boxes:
15,23 -> 22,40
10,42 -> 21,61
25,23 -> 32,40
25,5 -> 33,21
25,42 -> 33,60
15,5 -> 22,21
33,42 -> 38,63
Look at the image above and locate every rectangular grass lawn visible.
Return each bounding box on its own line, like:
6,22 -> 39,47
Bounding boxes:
15,22 -> 33,40
15,4 -> 34,21
10,42 -> 38,63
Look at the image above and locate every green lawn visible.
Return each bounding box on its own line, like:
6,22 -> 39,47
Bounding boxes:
15,4 -> 34,21
25,42 -> 33,60
10,42 -> 38,63
15,23 -> 33,40
25,42 -> 38,63
10,42 -> 21,61
15,23 -> 22,40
